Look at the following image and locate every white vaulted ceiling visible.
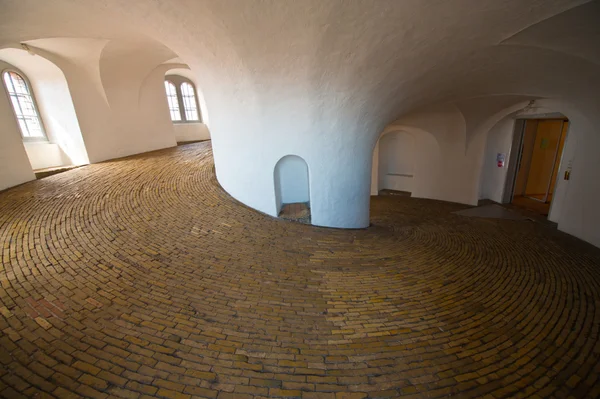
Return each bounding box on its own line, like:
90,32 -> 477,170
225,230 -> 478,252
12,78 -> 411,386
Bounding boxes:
1,0 -> 597,127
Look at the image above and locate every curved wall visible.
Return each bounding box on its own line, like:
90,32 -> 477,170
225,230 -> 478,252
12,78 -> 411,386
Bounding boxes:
98,38 -> 177,161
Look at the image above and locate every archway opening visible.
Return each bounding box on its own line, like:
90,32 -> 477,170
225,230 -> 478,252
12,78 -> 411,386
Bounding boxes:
479,101 -> 572,221
274,155 -> 310,224
378,131 -> 415,196
509,118 -> 569,216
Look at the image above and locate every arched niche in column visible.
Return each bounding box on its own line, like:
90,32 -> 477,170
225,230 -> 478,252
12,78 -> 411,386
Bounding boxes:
274,155 -> 310,224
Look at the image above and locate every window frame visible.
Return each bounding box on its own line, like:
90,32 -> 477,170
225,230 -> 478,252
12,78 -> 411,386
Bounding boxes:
164,80 -> 182,122
164,75 -> 202,124
1,68 -> 48,142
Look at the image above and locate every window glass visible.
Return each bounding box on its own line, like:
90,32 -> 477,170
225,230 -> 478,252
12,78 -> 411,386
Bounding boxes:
3,71 -> 45,139
180,82 -> 199,121
164,81 -> 181,121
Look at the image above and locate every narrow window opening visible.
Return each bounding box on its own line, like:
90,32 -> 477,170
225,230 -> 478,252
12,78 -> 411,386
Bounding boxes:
2,71 -> 46,140
181,82 -> 199,121
164,80 -> 181,122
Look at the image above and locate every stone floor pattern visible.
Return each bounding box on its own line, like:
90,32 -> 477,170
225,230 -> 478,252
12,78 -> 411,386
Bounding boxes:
1,142 -> 599,399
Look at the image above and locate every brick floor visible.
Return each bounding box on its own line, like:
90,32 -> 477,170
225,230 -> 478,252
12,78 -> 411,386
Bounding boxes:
1,141 -> 599,398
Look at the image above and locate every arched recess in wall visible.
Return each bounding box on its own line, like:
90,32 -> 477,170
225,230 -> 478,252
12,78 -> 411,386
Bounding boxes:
162,66 -> 211,143
378,131 -> 415,194
372,127 -> 441,200
274,155 -> 310,223
163,65 -> 210,128
0,47 -> 89,171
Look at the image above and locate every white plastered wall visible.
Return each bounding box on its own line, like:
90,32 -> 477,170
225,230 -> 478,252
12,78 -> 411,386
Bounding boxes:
556,117 -> 600,246
0,50 -> 89,169
173,124 -> 210,143
478,117 -> 517,203
98,39 -> 177,160
25,39 -> 117,164
23,143 -> 71,170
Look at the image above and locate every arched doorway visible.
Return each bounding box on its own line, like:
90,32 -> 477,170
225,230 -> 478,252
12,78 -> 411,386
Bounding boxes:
510,118 -> 569,216
477,100 -> 572,220
274,155 -> 310,224
372,127 -> 441,200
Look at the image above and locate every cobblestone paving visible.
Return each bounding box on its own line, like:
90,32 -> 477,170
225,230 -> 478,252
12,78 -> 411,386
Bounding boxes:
1,142 -> 599,398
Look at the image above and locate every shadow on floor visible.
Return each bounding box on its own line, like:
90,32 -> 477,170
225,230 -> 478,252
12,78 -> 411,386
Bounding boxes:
279,202 -> 311,224
477,199 -> 557,226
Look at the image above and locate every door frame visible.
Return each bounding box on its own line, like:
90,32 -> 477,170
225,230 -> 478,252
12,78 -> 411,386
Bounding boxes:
504,117 -> 569,208
501,120 -> 525,204
547,121 -> 571,219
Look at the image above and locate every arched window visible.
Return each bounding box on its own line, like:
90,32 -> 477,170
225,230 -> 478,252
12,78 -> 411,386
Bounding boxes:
164,81 -> 181,122
164,75 -> 201,123
2,70 -> 46,140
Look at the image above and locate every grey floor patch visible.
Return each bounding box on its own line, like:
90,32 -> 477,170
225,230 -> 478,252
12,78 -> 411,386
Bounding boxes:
453,204 -> 529,220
